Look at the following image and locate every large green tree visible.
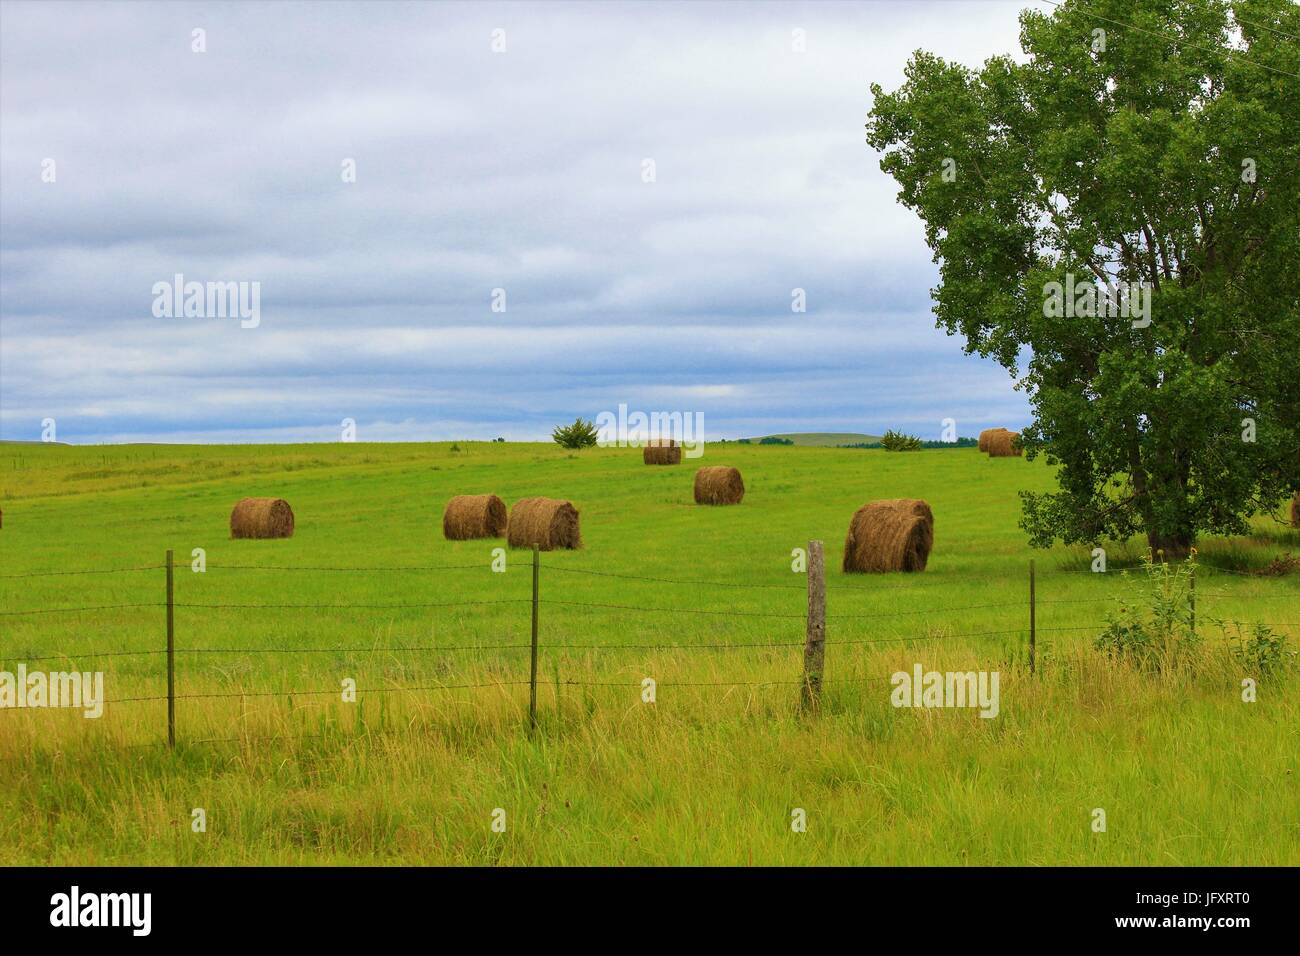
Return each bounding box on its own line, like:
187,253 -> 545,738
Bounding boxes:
867,0 -> 1299,557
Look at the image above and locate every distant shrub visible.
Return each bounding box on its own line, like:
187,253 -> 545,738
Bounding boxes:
880,429 -> 923,452
759,436 -> 794,445
552,418 -> 599,449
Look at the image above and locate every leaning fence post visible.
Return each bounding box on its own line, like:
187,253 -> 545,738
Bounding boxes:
166,548 -> 175,748
529,544 -> 540,730
801,540 -> 826,711
1028,558 -> 1036,676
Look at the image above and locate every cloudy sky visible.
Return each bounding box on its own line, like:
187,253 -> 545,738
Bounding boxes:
0,0 -> 1033,444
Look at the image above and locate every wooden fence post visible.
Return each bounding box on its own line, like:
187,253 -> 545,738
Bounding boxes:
529,544 -> 539,730
166,549 -> 175,748
801,540 -> 825,711
1029,558 -> 1036,676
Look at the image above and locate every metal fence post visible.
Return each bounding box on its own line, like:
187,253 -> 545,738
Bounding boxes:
1029,558 -> 1036,676
529,544 -> 539,730
166,549 -> 175,748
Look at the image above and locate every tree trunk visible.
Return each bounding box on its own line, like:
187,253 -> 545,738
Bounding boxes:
1147,529 -> 1193,561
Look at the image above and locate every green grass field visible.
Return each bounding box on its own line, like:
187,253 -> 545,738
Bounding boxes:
1,441 -> 1297,865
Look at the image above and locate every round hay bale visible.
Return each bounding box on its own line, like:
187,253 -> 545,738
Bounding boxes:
693,466 -> 744,505
443,494 -> 507,540
507,497 -> 581,550
986,429 -> 1022,457
643,444 -> 682,465
977,428 -> 1010,453
230,497 -> 294,539
842,499 -> 934,573
872,498 -> 934,552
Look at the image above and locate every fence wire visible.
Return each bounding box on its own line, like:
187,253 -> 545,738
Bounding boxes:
167,562 -> 492,573
0,564 -> 165,579
174,599 -> 528,611
0,623 -> 1115,670
0,602 -> 164,617
4,550 -> 1296,746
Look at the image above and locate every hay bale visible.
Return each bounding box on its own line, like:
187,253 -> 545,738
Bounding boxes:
643,442 -> 682,465
986,429 -> 1022,457
507,497 -> 581,550
693,466 -> 744,505
873,498 -> 934,543
230,497 -> 294,539
842,498 -> 934,573
443,494 -> 507,540
979,427 -> 1016,452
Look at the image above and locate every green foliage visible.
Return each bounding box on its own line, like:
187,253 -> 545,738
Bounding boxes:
879,429 -> 923,452
758,436 -> 794,445
1094,552 -> 1201,672
867,0 -> 1300,557
551,418 -> 599,449
1220,621 -> 1295,677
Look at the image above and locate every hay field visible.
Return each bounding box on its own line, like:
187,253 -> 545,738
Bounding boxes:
1,441 -> 1297,865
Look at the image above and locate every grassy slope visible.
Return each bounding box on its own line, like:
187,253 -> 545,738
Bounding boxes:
1,441 -> 1296,865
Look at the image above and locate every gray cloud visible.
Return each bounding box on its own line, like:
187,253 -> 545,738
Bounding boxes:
0,0 -> 1030,443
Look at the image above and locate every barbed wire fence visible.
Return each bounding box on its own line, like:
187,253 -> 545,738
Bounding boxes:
2,544 -> 1295,749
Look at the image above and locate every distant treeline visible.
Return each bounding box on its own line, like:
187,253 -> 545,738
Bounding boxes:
717,436 -> 981,449
839,437 -> 979,449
